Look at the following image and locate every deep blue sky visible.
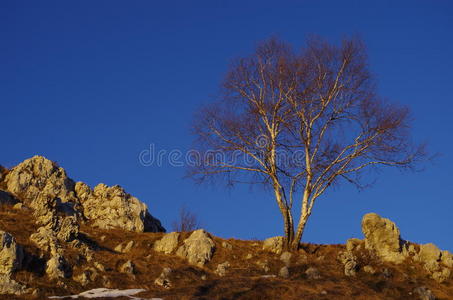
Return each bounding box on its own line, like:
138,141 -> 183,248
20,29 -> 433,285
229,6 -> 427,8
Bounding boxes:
1,1 -> 452,250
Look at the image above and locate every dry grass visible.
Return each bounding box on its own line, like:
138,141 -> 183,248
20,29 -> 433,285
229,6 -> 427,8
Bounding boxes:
0,205 -> 452,300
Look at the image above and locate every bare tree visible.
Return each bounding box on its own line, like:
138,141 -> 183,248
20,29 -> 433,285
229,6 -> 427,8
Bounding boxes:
189,37 -> 425,250
172,205 -> 201,232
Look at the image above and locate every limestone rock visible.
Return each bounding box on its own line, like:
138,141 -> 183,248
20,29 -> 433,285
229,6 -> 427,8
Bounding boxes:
361,213 -> 405,264
280,251 -> 292,267
0,231 -> 23,277
263,236 -> 284,254
154,232 -> 180,254
279,266 -> 289,278
432,268 -> 451,283
257,260 -> 270,273
115,241 -> 135,253
413,286 -> 436,300
338,251 -> 358,277
74,271 -> 90,286
154,267 -> 172,289
56,216 -> 79,243
75,182 -> 164,233
441,250 -> 453,268
46,253 -> 69,280
30,226 -> 58,253
119,260 -> 135,274
176,229 -> 215,267
13,203 -> 24,210
4,156 -> 164,235
4,156 -> 79,212
215,261 -> 230,276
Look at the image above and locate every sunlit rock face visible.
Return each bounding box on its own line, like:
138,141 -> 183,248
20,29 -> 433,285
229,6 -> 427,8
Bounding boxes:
361,213 -> 405,264
75,182 -> 165,232
4,155 -> 164,233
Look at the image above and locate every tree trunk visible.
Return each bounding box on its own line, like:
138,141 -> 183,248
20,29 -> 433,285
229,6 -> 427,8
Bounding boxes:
291,218 -> 307,250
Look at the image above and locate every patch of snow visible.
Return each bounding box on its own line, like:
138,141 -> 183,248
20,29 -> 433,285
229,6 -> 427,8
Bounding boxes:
48,288 -> 162,299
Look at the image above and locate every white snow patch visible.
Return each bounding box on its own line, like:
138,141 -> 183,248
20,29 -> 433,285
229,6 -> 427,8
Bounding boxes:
48,288 -> 162,299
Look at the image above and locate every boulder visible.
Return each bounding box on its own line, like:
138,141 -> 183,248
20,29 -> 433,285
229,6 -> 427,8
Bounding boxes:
338,251 -> 358,277
75,182 -> 164,233
0,231 -> 23,276
263,236 -> 284,254
280,251 -> 292,267
176,229 -> 215,267
154,232 -> 180,254
154,267 -> 172,289
279,266 -> 290,278
215,261 -> 230,277
361,213 -> 405,264
119,260 -> 135,274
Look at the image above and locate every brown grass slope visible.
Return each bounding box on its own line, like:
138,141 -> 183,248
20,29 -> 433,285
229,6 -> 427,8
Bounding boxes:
0,204 -> 452,300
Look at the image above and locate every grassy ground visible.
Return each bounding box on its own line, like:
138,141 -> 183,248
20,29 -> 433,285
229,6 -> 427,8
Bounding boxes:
0,204 -> 452,300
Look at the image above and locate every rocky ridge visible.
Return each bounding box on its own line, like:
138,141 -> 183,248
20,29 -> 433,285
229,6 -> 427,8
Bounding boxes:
0,156 -> 451,299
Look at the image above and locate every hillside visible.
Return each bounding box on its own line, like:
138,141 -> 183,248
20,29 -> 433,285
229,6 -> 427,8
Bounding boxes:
0,156 -> 452,299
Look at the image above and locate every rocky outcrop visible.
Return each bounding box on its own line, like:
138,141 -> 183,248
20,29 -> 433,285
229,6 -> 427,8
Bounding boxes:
176,229 -> 215,267
4,156 -> 79,212
75,182 -> 164,233
0,231 -> 23,276
3,156 -> 164,234
154,232 -> 180,254
362,213 -> 405,264
0,231 -> 26,295
263,236 -> 284,254
347,213 -> 452,283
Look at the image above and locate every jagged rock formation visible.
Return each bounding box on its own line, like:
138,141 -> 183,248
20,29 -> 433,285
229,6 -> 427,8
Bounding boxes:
362,213 -> 405,264
176,229 -> 215,267
75,182 -> 164,232
0,231 -> 23,276
2,156 -> 164,233
0,231 -> 26,295
352,212 -> 453,283
4,156 -> 80,212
